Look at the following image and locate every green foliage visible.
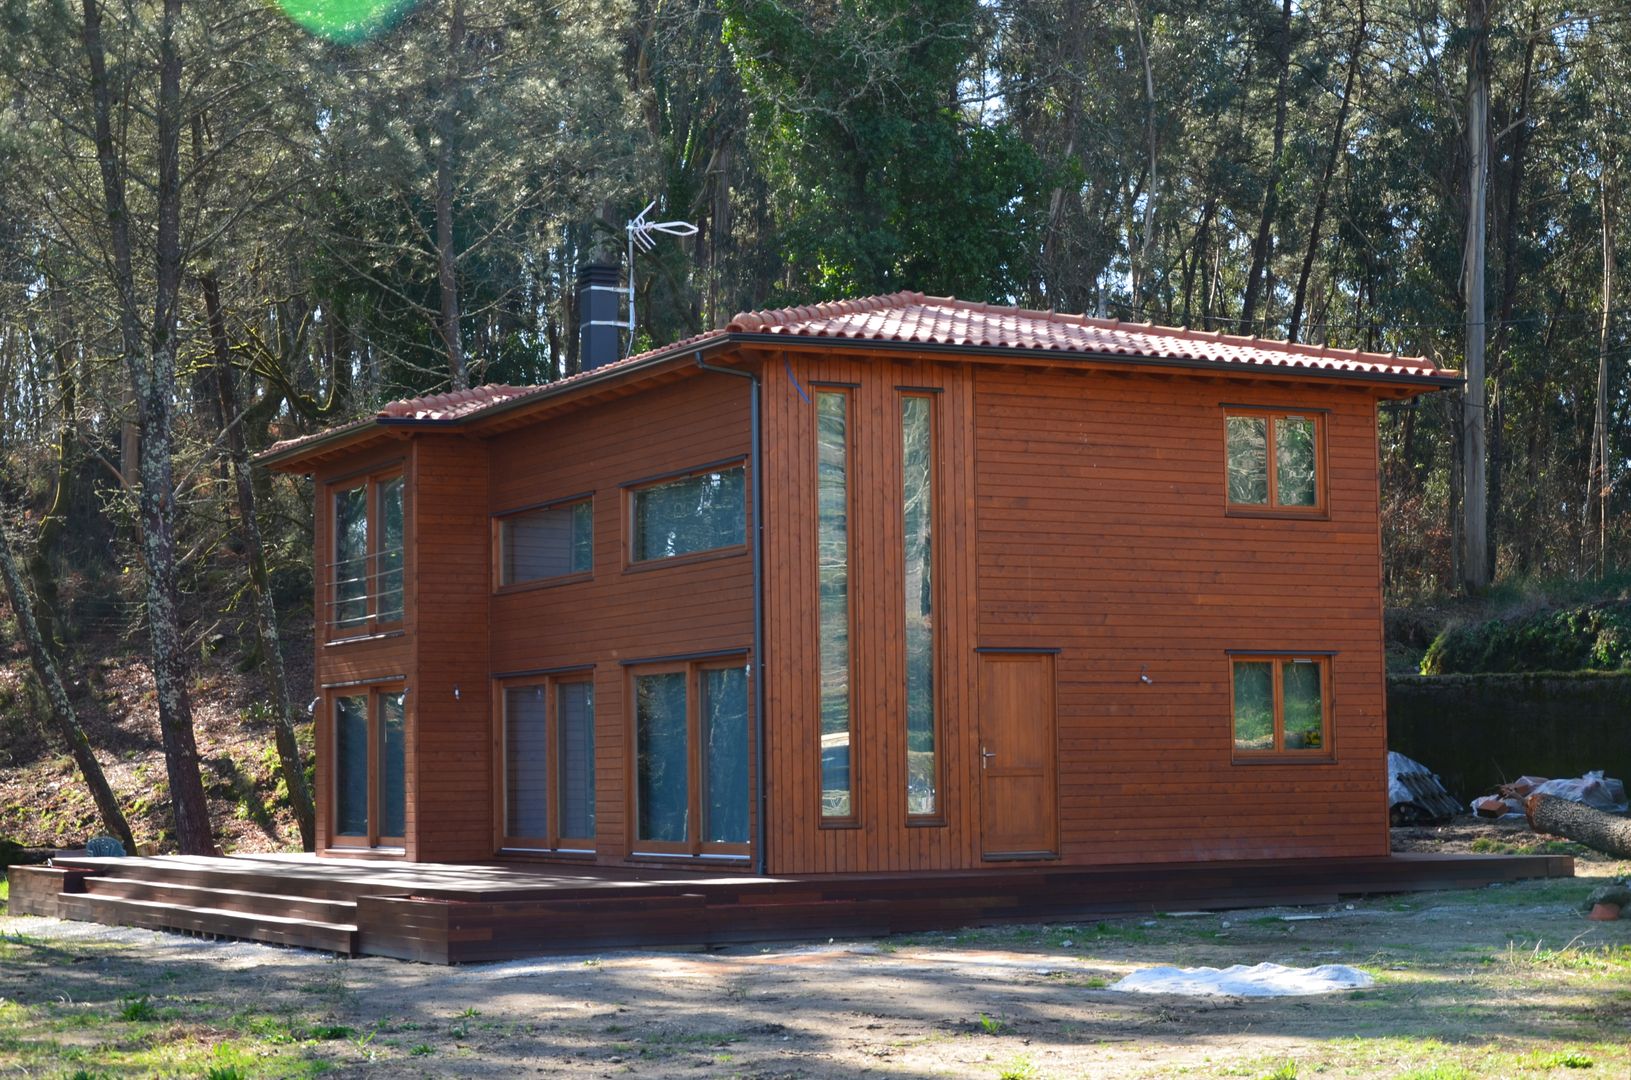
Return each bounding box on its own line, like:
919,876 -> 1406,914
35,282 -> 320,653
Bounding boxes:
117,995 -> 155,1023
1421,602 -> 1631,674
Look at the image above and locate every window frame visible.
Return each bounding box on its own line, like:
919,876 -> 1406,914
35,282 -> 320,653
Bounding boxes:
327,682 -> 408,851
494,670 -> 597,855
813,386 -> 859,828
627,655 -> 754,860
900,389 -> 945,825
325,464 -> 406,641
1221,406 -> 1329,519
492,493 -> 595,593
1227,652 -> 1336,763
623,459 -> 750,570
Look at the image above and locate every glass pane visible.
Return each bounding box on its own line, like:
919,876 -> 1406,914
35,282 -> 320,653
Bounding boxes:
503,501 -> 593,585
701,667 -> 750,844
333,486 -> 368,628
635,672 -> 689,843
1282,660 -> 1325,749
1232,662 -> 1274,752
1275,417 -> 1318,507
379,692 -> 406,838
816,392 -> 852,818
632,467 -> 745,561
556,681 -> 596,840
377,477 -> 404,621
902,396 -> 936,815
1226,416 -> 1269,505
505,685 -> 550,838
334,695 -> 369,837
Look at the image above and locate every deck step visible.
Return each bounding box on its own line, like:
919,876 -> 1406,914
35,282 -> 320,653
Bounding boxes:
82,877 -> 359,924
49,858 -> 375,902
56,893 -> 358,955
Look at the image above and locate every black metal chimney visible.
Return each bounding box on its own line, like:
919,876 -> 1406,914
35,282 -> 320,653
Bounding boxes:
576,261 -> 622,370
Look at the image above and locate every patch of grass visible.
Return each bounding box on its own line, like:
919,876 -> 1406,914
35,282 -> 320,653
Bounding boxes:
117,994 -> 155,1022
408,1043 -> 435,1056
1258,1062 -> 1299,1080
1469,836 -> 1583,857
976,1013 -> 1007,1036
997,1055 -> 1037,1079
307,1024 -> 354,1040
1395,1067 -> 1475,1080
1534,1049 -> 1596,1069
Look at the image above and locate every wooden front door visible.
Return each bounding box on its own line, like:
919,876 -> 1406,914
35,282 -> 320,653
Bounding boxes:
977,652 -> 1058,860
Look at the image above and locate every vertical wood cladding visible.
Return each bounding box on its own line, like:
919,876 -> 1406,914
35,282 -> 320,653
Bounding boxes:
487,374 -> 755,865
763,354 -> 1389,874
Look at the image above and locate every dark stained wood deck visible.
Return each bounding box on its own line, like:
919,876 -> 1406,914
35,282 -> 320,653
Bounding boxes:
9,851 -> 1573,964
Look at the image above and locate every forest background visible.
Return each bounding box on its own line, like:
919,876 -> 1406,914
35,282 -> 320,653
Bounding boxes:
0,0 -> 1624,853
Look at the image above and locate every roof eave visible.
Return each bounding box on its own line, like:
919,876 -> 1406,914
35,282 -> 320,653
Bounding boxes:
728,333 -> 1461,390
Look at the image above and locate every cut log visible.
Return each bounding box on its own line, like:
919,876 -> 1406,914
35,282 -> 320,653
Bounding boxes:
1525,794 -> 1631,858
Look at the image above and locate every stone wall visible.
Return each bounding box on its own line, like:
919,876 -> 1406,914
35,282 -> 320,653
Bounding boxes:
1387,673 -> 1631,801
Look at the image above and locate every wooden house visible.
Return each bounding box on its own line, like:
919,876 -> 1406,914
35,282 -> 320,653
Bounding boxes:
258,290 -> 1460,876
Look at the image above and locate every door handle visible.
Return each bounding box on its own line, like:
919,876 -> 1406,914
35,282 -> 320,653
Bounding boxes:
981,747 -> 996,769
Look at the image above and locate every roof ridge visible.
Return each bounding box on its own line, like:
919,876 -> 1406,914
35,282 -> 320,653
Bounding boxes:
726,290 -> 921,333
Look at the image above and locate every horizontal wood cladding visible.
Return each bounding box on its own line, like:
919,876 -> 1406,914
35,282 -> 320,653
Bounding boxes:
409,436 -> 493,862
487,372 -> 756,866
972,366 -> 1389,865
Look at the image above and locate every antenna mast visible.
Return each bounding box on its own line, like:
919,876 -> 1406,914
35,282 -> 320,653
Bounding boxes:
625,200 -> 699,357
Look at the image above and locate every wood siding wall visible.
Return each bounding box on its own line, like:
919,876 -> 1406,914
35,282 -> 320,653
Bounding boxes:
487,374 -> 755,865
761,353 -> 1389,874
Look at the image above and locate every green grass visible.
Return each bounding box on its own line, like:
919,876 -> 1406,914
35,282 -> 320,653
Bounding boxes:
0,876 -> 9,912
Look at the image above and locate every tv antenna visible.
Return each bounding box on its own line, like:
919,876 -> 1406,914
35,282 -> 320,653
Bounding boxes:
624,200 -> 699,356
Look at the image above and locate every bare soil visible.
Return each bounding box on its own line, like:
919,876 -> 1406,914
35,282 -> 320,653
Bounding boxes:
3,857 -> 1629,1078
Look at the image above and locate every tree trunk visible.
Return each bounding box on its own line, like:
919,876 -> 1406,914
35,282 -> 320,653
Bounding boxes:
1526,794 -> 1631,858
1127,0 -> 1158,307
1460,0 -> 1491,592
1289,0 -> 1364,344
436,0 -> 468,390
1240,0 -> 1293,335
80,0 -> 216,855
26,328 -> 77,654
0,505 -> 135,854
1587,173 -> 1614,574
203,277 -> 317,851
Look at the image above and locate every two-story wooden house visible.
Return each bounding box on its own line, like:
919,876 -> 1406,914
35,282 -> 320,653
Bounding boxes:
257,290 -> 1459,876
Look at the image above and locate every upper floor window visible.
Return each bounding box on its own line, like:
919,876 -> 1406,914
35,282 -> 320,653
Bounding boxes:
498,498 -> 592,587
1231,654 -> 1331,760
1225,409 -> 1324,514
630,464 -> 746,563
331,471 -> 403,635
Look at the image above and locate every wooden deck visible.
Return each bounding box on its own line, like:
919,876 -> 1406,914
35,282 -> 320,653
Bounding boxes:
8,851 -> 1573,964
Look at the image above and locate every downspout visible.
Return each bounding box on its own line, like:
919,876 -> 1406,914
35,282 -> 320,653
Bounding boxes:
696,352 -> 767,875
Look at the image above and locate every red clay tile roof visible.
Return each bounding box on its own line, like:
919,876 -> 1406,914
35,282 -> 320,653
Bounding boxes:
726,291 -> 1451,380
260,292 -> 1453,466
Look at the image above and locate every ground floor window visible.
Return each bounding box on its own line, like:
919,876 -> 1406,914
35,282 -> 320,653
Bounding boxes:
332,685 -> 406,847
1230,654 -> 1332,760
499,674 -> 596,851
632,658 -> 751,856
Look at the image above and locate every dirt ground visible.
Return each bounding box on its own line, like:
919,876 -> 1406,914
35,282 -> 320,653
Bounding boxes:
3,839 -> 1630,1079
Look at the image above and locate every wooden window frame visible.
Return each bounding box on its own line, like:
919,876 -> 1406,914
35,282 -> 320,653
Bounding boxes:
901,390 -> 945,825
494,671 -> 597,854
627,657 -> 754,859
623,460 -> 750,571
1228,653 -> 1335,763
813,385 -> 859,828
327,683 -> 408,851
1222,406 -> 1328,519
325,465 -> 406,641
492,493 -> 594,593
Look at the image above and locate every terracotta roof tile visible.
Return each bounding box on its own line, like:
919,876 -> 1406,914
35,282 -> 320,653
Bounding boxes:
726,291 -> 1451,379
261,292 -> 1453,465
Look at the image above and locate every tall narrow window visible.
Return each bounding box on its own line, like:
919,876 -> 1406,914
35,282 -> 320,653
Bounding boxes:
334,694 -> 369,837
1224,409 -> 1324,513
633,660 -> 752,855
329,470 -> 404,634
378,691 -> 407,838
901,395 -> 937,816
816,390 -> 853,820
501,676 -> 596,850
1230,655 -> 1332,760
